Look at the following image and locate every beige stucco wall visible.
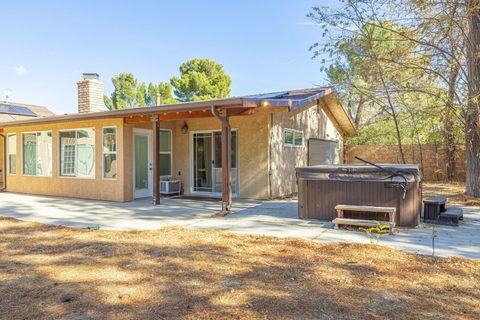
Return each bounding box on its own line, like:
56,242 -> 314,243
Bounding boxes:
1,101 -> 345,202
269,101 -> 344,198
0,137 -> 3,187
172,108 -> 270,199
121,109 -> 270,200
3,118 -> 126,201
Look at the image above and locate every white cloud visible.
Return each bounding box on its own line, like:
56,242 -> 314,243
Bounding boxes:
14,65 -> 28,76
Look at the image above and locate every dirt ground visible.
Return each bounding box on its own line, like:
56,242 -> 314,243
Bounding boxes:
423,182 -> 480,206
0,217 -> 479,320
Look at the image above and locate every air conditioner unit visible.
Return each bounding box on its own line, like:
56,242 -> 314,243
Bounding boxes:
160,180 -> 181,195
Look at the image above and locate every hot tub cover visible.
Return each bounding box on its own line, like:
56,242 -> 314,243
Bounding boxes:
296,164 -> 422,182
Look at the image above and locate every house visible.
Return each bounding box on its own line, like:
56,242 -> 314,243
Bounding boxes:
0,73 -> 355,210
0,100 -> 55,188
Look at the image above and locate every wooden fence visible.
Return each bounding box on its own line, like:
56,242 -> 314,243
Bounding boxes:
345,144 -> 466,181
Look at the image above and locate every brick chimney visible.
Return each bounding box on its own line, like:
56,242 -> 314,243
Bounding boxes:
77,73 -> 105,113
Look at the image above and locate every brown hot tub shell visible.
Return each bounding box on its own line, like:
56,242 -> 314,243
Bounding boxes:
296,164 -> 422,227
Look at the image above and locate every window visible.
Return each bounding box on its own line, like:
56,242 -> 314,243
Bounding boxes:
22,131 -> 52,176
7,134 -> 16,175
103,127 -> 117,179
159,129 -> 172,176
59,128 -> 95,178
284,129 -> 304,147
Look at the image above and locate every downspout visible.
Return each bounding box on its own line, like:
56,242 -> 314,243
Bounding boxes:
0,133 -> 6,192
211,105 -> 229,128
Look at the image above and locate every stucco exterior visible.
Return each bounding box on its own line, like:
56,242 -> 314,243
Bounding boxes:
3,118 -> 126,201
269,101 -> 344,198
170,107 -> 270,199
0,137 -> 3,187
1,98 -> 347,202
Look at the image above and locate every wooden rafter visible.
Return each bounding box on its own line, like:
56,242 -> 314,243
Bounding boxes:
123,106 -> 255,124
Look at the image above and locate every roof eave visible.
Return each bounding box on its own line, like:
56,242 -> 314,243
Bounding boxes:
322,90 -> 357,136
0,97 -> 247,128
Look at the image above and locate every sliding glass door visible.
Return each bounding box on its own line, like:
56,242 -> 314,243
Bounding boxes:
192,130 -> 238,195
193,132 -> 213,192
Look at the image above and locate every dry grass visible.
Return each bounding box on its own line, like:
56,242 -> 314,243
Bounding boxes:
0,217 -> 479,320
423,182 -> 480,206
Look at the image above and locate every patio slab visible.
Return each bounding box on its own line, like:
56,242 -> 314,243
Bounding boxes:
0,192 -> 479,259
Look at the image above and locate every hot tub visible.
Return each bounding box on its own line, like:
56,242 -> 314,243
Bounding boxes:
295,164 -> 422,227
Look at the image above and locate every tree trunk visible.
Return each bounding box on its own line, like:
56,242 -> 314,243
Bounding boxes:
354,94 -> 366,128
465,0 -> 480,197
444,65 -> 459,180
379,76 -> 406,164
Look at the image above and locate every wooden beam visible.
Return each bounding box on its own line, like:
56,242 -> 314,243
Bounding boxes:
124,115 -> 150,124
152,116 -> 160,205
158,110 -> 214,121
124,106 -> 256,124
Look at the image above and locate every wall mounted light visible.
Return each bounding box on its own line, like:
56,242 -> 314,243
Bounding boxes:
181,121 -> 189,134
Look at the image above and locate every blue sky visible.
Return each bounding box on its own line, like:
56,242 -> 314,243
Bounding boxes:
0,0 -> 329,114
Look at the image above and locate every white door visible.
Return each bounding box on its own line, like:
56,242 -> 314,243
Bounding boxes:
133,129 -> 153,198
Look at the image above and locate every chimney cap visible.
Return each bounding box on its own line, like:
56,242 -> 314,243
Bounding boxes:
82,72 -> 99,80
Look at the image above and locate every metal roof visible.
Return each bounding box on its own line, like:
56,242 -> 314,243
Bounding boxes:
0,87 -> 356,135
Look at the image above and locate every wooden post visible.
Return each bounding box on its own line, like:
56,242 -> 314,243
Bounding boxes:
211,105 -> 232,212
151,115 -> 160,205
221,118 -> 232,211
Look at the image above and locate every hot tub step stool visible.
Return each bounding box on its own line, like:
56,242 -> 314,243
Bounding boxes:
423,196 -> 447,221
439,207 -> 463,226
334,205 -> 396,235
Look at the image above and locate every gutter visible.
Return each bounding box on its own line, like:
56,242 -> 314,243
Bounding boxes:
0,97 -> 247,128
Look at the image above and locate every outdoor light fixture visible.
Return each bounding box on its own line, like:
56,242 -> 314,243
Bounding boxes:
261,100 -> 270,107
181,121 -> 189,134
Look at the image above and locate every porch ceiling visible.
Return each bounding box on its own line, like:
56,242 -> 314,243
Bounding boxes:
124,105 -> 256,124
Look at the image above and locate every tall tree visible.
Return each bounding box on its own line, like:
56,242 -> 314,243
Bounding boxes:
104,73 -> 148,110
309,3 -> 428,163
309,0 -> 471,183
146,82 -> 178,106
465,0 -> 480,196
170,58 -> 232,102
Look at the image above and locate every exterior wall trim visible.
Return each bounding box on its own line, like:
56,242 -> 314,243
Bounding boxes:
101,126 -> 118,181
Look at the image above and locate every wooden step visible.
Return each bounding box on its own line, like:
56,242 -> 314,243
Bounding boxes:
333,218 -> 391,228
333,218 -> 394,235
440,207 -> 463,218
334,205 -> 396,213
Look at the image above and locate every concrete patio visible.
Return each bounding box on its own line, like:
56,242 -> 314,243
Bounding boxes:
0,192 -> 479,259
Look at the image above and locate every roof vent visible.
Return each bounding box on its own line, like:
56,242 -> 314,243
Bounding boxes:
82,72 -> 99,80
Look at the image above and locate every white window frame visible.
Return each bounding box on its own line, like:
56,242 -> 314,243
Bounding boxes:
7,133 -> 16,176
284,128 -> 304,147
21,131 -> 52,177
189,128 -> 240,196
102,126 -> 117,180
159,128 -> 173,177
58,128 -> 96,179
